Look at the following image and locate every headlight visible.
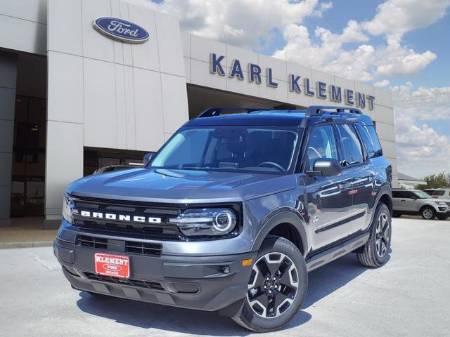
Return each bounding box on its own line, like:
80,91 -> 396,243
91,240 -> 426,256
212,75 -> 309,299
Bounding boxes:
169,208 -> 237,237
62,195 -> 75,224
438,202 -> 447,207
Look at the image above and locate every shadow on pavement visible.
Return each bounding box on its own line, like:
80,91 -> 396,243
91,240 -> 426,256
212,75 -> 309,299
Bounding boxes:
76,253 -> 367,335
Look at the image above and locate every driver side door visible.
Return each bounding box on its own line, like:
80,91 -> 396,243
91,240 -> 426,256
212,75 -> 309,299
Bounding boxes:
302,123 -> 354,250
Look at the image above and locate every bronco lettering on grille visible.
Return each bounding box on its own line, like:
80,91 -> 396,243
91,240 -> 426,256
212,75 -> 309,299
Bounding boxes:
79,210 -> 161,224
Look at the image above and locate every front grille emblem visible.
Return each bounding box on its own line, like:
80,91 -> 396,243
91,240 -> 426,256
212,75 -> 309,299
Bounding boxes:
79,210 -> 162,224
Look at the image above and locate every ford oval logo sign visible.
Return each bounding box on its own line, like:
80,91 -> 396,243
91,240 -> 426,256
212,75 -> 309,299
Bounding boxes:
93,17 -> 149,44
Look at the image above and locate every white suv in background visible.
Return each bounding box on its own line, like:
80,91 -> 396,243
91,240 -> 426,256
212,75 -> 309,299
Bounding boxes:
392,189 -> 449,220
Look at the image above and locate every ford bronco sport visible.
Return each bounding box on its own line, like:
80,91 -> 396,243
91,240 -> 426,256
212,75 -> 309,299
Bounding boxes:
54,106 -> 393,332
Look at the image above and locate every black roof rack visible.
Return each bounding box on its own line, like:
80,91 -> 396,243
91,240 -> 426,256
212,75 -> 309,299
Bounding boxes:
306,105 -> 362,115
197,107 -> 271,118
197,105 -> 362,118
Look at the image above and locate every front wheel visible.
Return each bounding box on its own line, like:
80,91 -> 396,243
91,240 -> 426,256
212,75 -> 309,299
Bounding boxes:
357,203 -> 392,268
421,206 -> 435,220
232,237 -> 307,332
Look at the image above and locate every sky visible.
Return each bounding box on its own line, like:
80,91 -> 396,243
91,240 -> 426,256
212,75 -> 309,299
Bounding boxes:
139,0 -> 450,178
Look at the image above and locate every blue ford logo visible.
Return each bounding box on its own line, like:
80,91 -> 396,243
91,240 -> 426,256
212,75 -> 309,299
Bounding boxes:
93,17 -> 149,44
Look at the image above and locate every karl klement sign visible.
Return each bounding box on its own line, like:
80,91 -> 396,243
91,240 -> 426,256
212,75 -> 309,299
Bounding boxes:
209,53 -> 375,111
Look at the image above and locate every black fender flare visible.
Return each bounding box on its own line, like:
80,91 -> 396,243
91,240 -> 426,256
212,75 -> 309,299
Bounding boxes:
251,208 -> 308,255
369,184 -> 393,228
374,184 -> 392,209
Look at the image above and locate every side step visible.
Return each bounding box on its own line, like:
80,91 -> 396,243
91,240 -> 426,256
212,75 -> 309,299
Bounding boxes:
306,232 -> 370,272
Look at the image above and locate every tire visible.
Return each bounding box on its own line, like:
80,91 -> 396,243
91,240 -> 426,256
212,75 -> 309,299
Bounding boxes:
437,214 -> 448,220
392,211 -> 401,218
232,236 -> 307,332
421,206 -> 435,220
357,203 -> 392,268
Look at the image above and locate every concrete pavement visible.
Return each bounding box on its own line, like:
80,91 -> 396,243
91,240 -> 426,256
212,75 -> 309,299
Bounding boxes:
0,218 -> 449,337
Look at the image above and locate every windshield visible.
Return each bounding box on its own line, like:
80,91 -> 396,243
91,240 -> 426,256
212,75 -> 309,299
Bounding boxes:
414,191 -> 431,199
150,126 -> 300,173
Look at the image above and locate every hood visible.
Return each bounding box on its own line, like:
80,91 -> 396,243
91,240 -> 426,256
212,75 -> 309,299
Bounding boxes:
67,168 -> 297,203
426,198 -> 450,205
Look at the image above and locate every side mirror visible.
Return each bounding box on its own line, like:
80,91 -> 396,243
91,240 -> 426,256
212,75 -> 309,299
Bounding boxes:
143,152 -> 154,166
309,158 -> 341,176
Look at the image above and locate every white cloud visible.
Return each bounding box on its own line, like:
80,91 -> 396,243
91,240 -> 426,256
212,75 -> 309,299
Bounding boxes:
273,22 -> 374,80
375,39 -> 436,76
144,0 -> 328,48
393,83 -> 450,120
363,0 -> 450,39
393,84 -> 450,177
273,0 -> 448,80
312,1 -> 333,17
374,79 -> 390,87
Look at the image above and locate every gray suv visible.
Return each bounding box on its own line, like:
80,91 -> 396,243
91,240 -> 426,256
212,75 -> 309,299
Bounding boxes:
392,189 -> 449,220
54,106 -> 393,332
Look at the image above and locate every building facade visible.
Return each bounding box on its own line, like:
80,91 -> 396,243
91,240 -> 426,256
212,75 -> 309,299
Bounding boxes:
0,0 -> 396,221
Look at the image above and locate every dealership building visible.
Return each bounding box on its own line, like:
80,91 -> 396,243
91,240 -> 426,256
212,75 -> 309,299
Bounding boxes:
0,0 -> 397,222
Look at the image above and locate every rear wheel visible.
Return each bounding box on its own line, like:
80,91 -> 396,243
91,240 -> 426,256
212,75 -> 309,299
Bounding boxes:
421,206 -> 435,220
232,237 -> 307,332
357,203 -> 392,268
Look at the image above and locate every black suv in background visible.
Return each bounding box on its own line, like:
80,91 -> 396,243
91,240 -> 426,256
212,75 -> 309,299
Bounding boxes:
55,106 -> 392,332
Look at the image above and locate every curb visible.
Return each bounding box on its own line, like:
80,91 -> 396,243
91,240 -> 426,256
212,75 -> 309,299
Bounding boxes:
0,241 -> 53,249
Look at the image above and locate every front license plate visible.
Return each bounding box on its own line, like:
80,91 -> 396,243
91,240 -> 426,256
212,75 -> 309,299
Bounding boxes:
94,253 -> 130,279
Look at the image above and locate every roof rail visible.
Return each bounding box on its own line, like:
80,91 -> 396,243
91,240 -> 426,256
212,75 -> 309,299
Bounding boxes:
197,105 -> 362,119
197,107 -> 271,118
307,105 -> 362,115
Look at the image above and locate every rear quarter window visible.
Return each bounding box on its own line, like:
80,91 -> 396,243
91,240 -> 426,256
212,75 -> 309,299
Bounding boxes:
336,124 -> 364,165
355,124 -> 383,158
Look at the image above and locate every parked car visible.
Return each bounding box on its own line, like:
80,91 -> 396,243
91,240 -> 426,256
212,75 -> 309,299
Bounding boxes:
54,106 -> 393,332
392,189 -> 449,220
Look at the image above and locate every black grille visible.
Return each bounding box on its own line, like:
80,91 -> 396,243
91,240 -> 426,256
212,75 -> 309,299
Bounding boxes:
76,235 -> 107,249
125,241 -> 162,256
84,273 -> 164,290
76,235 -> 162,256
72,197 -> 183,240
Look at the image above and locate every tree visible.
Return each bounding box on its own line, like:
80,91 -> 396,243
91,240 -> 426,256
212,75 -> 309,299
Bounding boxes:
416,172 -> 450,190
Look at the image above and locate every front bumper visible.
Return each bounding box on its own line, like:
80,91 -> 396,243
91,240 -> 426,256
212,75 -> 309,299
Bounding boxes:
436,206 -> 449,214
54,236 -> 256,312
